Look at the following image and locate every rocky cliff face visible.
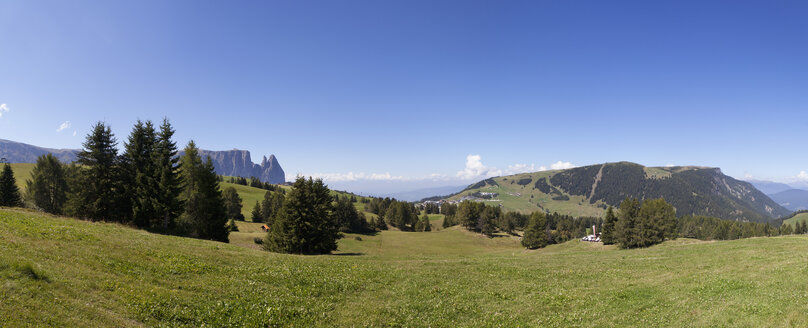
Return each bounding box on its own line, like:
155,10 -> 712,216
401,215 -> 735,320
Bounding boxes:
191,149 -> 286,184
0,139 -> 79,163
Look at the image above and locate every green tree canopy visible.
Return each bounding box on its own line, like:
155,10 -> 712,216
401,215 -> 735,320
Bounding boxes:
264,177 -> 339,254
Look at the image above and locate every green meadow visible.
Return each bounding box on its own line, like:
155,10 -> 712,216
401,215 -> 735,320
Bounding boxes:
784,212 -> 808,227
3,207 -> 808,327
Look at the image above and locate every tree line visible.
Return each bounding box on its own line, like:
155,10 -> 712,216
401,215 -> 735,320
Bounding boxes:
20,120 -> 231,242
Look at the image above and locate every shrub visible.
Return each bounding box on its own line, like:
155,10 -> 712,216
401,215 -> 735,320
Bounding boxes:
253,237 -> 263,245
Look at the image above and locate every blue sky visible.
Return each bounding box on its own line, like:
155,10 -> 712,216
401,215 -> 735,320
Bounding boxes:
1,0 -> 806,194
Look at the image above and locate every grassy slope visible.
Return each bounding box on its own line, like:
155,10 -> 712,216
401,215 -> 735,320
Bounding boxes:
448,171 -> 608,217
783,212 -> 808,227
9,163 -> 34,190
3,208 -> 808,327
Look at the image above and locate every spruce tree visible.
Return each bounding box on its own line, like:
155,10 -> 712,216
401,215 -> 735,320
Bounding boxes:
178,141 -> 229,242
615,198 -> 641,249
122,120 -> 159,229
75,122 -> 122,222
264,177 -> 339,254
522,211 -> 548,249
251,200 -> 263,222
26,154 -> 68,214
153,119 -> 183,233
600,206 -> 617,245
375,214 -> 387,230
0,163 -> 22,207
222,186 -> 244,221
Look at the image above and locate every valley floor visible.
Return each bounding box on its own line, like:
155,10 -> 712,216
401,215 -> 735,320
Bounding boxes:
2,207 -> 808,327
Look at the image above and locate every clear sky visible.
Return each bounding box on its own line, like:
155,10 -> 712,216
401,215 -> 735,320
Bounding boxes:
1,0 -> 806,194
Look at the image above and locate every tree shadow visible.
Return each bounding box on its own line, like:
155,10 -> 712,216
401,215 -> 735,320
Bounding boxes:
331,252 -> 364,256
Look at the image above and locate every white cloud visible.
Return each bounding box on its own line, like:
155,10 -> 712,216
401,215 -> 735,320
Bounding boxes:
744,173 -> 754,179
798,171 -> 808,181
456,154 -> 502,180
0,104 -> 8,118
505,163 -> 548,175
56,121 -> 71,132
73,131 -> 77,137
550,161 -> 575,170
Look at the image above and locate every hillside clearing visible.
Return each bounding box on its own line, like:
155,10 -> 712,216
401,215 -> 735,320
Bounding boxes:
2,208 -> 808,326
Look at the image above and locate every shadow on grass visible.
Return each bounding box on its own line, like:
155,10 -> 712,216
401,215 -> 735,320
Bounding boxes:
331,252 -> 365,256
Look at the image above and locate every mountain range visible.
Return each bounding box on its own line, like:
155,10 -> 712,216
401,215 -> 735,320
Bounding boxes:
0,138 -> 80,163
0,139 -> 285,184
443,162 -> 790,222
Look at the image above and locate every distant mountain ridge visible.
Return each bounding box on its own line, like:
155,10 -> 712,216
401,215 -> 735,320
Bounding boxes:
747,180 -> 796,195
769,189 -> 808,212
445,162 -> 789,222
179,149 -> 285,184
0,138 -> 79,163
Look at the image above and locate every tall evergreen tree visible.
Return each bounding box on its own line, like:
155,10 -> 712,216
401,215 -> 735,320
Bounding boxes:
74,122 -> 122,222
264,177 -> 339,254
522,211 -> 548,249
250,200 -> 263,222
600,206 -> 617,245
26,154 -> 68,214
178,141 -> 229,242
0,163 -> 22,207
261,191 -> 285,225
615,198 -> 641,249
222,186 -> 244,221
122,120 -> 159,228
153,119 -> 183,232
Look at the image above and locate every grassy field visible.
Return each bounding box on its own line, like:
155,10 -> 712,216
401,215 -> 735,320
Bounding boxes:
783,212 -> 808,227
3,207 -> 808,327
8,163 -> 35,190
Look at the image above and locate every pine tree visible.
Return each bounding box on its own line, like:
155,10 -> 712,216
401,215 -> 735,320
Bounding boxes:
251,200 -> 263,222
74,122 -> 122,222
153,119 -> 183,233
26,154 -> 68,214
222,186 -> 244,221
615,198 -> 641,249
122,120 -> 159,229
178,141 -> 229,242
0,163 -> 22,207
265,177 -> 339,254
375,214 -> 387,230
419,214 -> 431,232
522,211 -> 548,249
601,206 -> 617,245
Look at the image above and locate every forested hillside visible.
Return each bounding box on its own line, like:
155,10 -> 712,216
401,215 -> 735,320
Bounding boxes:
448,162 -> 789,222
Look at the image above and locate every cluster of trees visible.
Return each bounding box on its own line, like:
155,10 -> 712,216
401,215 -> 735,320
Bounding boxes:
22,120 -> 231,242
0,163 -> 22,207
600,198 -> 677,249
366,197 -> 423,231
678,215 -> 778,240
228,176 -> 279,191
250,189 -> 286,225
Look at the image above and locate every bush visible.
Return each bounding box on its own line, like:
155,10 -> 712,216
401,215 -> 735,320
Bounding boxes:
354,236 -> 362,241
253,237 -> 263,245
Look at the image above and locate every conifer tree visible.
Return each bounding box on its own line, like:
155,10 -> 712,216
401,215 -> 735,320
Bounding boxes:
522,211 -> 548,249
615,198 -> 641,249
26,154 -> 68,214
600,206 -> 617,245
153,119 -> 183,232
222,186 -> 244,221
0,162 -> 22,207
251,200 -> 263,222
375,214 -> 387,230
264,177 -> 339,254
74,122 -> 122,222
122,120 -> 159,229
178,141 -> 229,242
